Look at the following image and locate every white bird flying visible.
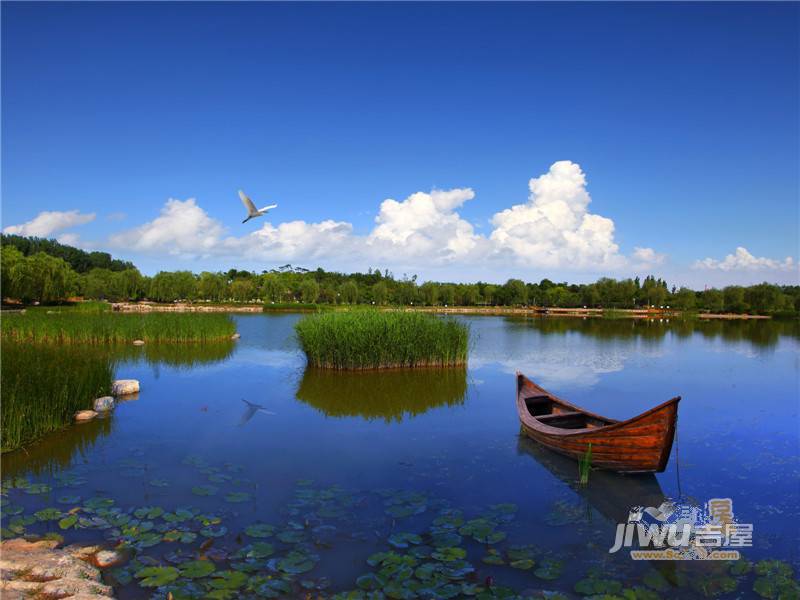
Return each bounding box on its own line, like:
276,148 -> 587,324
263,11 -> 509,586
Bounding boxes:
239,190 -> 278,224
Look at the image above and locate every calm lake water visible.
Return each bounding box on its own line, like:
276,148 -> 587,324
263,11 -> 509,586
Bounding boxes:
3,315 -> 799,599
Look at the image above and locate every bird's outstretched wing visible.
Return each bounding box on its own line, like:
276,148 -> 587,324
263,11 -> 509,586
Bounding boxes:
258,204 -> 278,213
239,190 -> 259,216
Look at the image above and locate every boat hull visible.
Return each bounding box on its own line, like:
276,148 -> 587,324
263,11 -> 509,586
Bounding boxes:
516,373 -> 679,473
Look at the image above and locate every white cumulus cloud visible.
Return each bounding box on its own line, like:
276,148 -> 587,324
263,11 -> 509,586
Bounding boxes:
94,161 -> 667,275
632,246 -> 666,266
109,198 -> 225,258
692,247 -> 796,272
3,210 -> 95,237
489,160 -> 626,269
367,188 -> 486,262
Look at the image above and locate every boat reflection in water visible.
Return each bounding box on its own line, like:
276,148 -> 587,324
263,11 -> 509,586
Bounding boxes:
296,367 -> 467,422
516,433 -> 667,525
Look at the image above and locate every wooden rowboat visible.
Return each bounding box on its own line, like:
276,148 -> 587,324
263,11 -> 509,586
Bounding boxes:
516,372 -> 679,473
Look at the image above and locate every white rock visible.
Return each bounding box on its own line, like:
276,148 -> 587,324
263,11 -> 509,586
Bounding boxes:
132,339 -> 145,346
231,333 -> 241,340
111,379 -> 140,396
92,549 -> 126,569
75,410 -> 98,422
93,396 -> 115,412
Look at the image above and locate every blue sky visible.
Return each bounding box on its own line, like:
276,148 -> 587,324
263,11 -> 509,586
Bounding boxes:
2,1 -> 798,286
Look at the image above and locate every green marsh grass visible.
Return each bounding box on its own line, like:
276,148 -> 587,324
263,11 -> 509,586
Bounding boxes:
1,342 -> 114,452
578,443 -> 592,485
295,309 -> 468,369
2,311 -> 236,343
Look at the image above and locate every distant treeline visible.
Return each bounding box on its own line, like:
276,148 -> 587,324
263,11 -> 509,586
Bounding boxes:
1,235 -> 798,315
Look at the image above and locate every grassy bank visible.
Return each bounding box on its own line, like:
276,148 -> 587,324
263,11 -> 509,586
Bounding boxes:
2,311 -> 236,343
1,342 -> 114,452
295,310 -> 468,369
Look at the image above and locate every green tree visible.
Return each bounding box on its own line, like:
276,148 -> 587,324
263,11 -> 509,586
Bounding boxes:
299,279 -> 320,304
372,281 -> 389,305
723,286 -> 747,313
673,287 -> 696,311
339,281 -> 358,304
502,279 -> 528,306
261,274 -> 282,303
420,282 -> 439,306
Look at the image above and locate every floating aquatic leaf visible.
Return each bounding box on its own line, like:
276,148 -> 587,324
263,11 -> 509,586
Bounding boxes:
242,542 -> 275,559
432,547 -> 466,562
481,549 -> 504,566
58,515 -> 78,530
180,559 -> 216,578
642,570 -> 671,592
622,586 -> 663,600
534,558 -> 563,580
163,530 -> 197,543
245,523 -> 275,538
84,497 -> 114,510
134,506 -> 164,519
224,492 -> 251,503
56,495 -> 81,505
163,509 -> 194,523
388,532 -> 423,548
574,577 -> 623,596
136,532 -> 163,548
278,550 -> 318,575
24,482 -> 51,495
209,473 -> 233,483
34,508 -> 62,521
148,478 -> 169,487
729,559 -> 752,576
431,531 -> 462,548
356,574 -> 385,590
255,578 -> 292,598
510,559 -> 534,570
201,525 -> 228,538
208,570 -> 248,590
192,485 -> 218,496
277,529 -> 305,544
134,566 -> 179,587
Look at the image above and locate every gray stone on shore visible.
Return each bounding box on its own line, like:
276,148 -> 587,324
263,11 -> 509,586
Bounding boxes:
0,538 -> 115,599
93,396 -> 115,412
111,379 -> 140,396
132,339 -> 145,346
75,410 -> 98,422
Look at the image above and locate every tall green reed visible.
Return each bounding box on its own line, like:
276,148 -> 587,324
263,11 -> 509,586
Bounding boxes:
1,342 -> 115,452
295,309 -> 469,370
2,312 -> 235,343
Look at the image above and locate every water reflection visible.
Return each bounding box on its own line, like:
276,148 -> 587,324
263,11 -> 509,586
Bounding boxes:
516,435 -> 666,525
2,416 -> 113,478
296,367 -> 467,421
506,315 -> 799,348
112,341 -> 235,368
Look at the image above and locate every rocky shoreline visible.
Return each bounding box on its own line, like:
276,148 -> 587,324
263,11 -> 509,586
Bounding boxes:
0,538 -> 119,599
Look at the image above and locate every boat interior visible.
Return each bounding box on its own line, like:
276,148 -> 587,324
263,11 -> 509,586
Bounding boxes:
522,393 -> 612,429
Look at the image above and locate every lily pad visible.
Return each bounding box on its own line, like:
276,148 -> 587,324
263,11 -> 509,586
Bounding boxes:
191,485 -> 218,496
388,532 -> 423,548
245,523 -> 276,538
224,492 -> 251,503
134,566 -> 179,587
58,515 -> 78,530
134,506 -> 164,519
180,560 -> 216,579
208,570 -> 248,590
432,547 -> 466,562
278,550 -> 317,575
34,508 -> 63,521
200,525 -> 228,538
534,558 -> 563,580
